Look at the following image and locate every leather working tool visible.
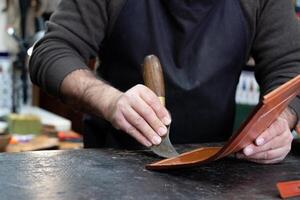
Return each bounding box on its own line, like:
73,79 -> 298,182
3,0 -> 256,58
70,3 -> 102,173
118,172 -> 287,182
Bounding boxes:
143,55 -> 179,158
277,180 -> 300,199
146,75 -> 300,170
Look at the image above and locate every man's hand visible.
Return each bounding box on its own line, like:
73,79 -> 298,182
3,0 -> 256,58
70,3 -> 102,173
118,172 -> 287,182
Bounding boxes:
60,70 -> 171,147
104,84 -> 171,147
236,108 -> 297,164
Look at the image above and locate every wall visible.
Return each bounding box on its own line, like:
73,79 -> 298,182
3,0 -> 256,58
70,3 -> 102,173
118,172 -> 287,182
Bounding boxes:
0,1 -> 8,52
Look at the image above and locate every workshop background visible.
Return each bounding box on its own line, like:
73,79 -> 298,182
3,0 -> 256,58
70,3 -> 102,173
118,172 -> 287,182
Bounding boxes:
0,0 -> 298,153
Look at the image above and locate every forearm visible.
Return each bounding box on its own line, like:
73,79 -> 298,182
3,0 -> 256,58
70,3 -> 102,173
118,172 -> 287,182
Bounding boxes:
60,69 -> 122,120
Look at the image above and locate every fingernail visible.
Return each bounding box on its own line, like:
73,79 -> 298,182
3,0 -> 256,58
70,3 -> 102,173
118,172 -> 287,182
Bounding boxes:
162,117 -> 171,126
244,147 -> 253,156
256,138 -> 264,146
158,127 -> 167,136
152,136 -> 162,145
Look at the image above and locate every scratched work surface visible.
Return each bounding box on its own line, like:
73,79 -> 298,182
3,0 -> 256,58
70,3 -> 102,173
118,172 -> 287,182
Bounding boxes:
0,144 -> 299,200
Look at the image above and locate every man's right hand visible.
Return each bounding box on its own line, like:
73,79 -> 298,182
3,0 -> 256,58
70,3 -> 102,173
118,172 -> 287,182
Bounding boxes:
104,84 -> 171,147
60,69 -> 171,147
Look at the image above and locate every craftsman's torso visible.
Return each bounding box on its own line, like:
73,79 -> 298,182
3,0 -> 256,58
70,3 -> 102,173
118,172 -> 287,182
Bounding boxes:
84,0 -> 250,148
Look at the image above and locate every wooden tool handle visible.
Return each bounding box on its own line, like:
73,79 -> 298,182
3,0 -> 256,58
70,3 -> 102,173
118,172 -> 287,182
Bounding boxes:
143,55 -> 165,105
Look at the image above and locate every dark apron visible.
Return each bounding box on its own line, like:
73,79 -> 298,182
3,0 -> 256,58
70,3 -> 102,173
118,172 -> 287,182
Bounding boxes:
84,0 -> 250,149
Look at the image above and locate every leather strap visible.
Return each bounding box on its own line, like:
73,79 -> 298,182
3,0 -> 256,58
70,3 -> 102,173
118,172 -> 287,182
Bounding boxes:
277,180 -> 300,199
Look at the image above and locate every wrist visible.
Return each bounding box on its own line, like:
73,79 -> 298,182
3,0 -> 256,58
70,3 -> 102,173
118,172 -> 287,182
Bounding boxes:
60,69 -> 122,119
88,83 -> 122,120
79,75 -> 123,119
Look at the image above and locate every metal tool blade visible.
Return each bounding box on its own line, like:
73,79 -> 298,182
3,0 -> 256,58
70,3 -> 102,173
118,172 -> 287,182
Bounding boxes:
143,55 -> 179,158
150,124 -> 179,158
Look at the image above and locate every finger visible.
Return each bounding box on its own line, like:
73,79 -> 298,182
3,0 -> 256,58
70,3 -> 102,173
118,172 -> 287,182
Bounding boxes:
242,129 -> 293,156
123,106 -> 162,145
130,96 -> 168,137
116,114 -> 152,147
254,118 -> 289,146
238,145 -> 291,161
138,86 -> 171,125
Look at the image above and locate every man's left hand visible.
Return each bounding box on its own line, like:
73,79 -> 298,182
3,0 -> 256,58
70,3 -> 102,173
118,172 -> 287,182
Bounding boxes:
236,108 -> 297,164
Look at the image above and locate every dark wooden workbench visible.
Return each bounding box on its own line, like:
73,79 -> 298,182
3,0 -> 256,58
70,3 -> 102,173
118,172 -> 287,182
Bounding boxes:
0,144 -> 299,200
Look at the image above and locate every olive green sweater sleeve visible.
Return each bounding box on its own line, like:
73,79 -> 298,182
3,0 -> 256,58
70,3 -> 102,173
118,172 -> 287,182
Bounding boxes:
29,0 -> 126,96
241,0 -> 300,123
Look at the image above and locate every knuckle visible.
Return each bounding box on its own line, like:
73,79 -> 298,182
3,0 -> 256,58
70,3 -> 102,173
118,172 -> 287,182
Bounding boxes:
153,118 -> 162,126
157,106 -> 166,115
116,101 -> 125,112
278,118 -> 289,131
148,98 -> 158,108
126,126 -> 136,134
134,116 -> 144,126
281,118 -> 289,127
124,93 -> 140,105
264,151 -> 271,160
142,108 -> 152,117
144,110 -> 159,125
148,118 -> 162,131
266,126 -> 277,138
123,93 -> 132,101
273,120 -> 283,132
143,127 -> 154,137
135,84 -> 146,91
265,151 -> 278,161
150,101 -> 164,114
153,100 -> 165,110
116,96 -> 124,105
272,122 -> 282,134
269,119 -> 287,137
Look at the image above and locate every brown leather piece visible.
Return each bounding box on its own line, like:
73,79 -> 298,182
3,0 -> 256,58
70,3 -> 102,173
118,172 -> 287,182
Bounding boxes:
277,180 -> 300,199
146,75 -> 300,170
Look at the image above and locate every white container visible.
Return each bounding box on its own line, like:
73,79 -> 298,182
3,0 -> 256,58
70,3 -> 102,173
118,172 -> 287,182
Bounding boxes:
0,121 -> 8,134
